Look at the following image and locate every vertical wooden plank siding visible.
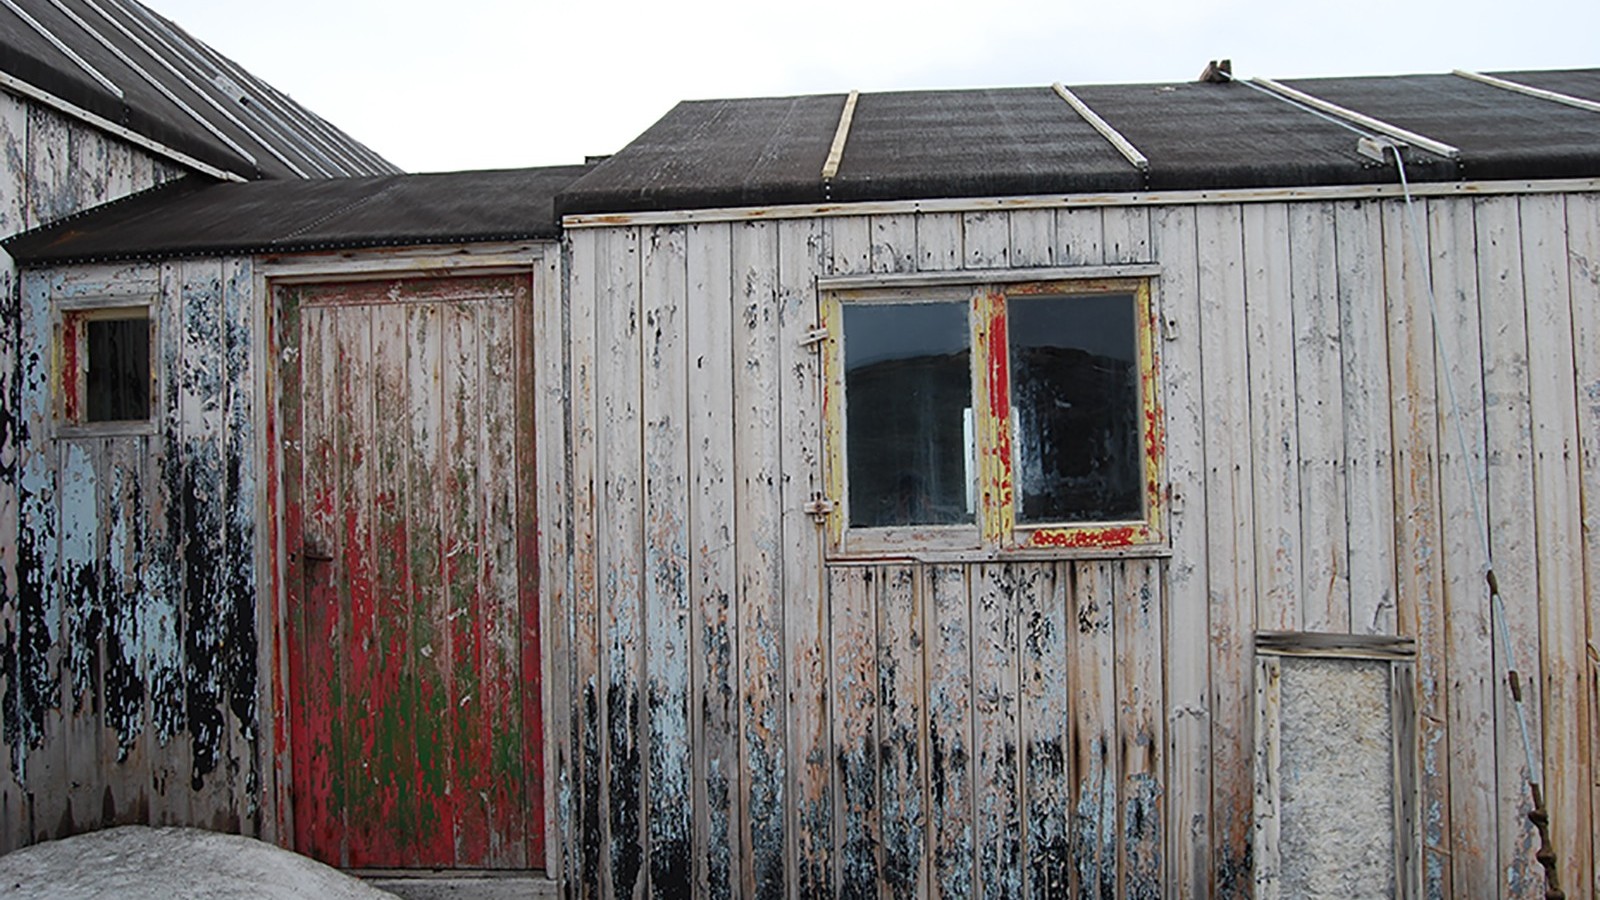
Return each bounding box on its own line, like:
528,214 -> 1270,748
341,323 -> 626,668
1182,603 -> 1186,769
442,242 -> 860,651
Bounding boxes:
1151,204 -> 1212,900
1242,203 -> 1301,633
403,298 -> 451,866
1194,203 -> 1256,898
1055,207 -> 1104,267
828,566 -> 878,899
1117,560 -> 1163,899
1519,194 -> 1594,897
925,564 -> 974,898
916,214 -> 962,273
1020,562 -> 1070,900
1286,202 -> 1350,633
597,226 -> 647,899
544,194 -> 1600,900
0,93 -> 26,853
826,217 -> 875,900
1565,191 -> 1600,900
971,564 -> 1023,899
1383,197 -> 1452,898
1334,200 -> 1398,636
367,300 -> 419,861
642,224 -> 694,892
732,220 -> 787,900
962,212 -> 1009,269
1008,210 -> 1056,268
1101,207 -> 1151,265
1426,198 -> 1498,893
686,221 -> 740,900
534,247 -> 570,878
1473,194 -> 1545,899
2,97 -> 186,850
778,218 -> 832,900
868,214 -> 916,274
221,257 -> 259,833
875,565 -> 925,900
1071,561 -> 1118,900
566,228 -> 606,899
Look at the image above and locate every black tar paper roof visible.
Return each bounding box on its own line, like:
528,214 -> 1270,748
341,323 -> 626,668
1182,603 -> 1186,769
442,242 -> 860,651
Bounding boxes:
3,166 -> 591,265
556,69 -> 1600,215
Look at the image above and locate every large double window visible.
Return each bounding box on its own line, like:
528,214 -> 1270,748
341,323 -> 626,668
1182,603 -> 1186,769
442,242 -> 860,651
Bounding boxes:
822,271 -> 1164,557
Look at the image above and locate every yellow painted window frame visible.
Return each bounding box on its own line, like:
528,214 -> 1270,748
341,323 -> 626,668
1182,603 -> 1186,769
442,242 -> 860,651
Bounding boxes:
822,275 -> 1166,559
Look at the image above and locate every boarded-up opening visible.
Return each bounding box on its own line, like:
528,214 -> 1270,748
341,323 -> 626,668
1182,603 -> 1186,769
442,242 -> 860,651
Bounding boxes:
277,273 -> 543,869
1253,632 -> 1418,899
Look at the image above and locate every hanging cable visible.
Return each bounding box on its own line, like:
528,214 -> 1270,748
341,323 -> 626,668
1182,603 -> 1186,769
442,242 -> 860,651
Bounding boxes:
1386,145 -> 1565,900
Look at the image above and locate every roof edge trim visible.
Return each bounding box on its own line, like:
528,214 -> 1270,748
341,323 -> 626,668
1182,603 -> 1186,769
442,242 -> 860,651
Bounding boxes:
0,70 -> 247,181
562,176 -> 1600,228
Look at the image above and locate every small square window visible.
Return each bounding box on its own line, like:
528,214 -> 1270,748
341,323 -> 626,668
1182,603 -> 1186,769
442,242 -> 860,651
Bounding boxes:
823,275 -> 1164,557
57,304 -> 157,433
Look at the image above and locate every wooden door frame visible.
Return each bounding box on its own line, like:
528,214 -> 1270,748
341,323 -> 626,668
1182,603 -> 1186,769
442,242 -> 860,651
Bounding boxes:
255,243 -> 558,871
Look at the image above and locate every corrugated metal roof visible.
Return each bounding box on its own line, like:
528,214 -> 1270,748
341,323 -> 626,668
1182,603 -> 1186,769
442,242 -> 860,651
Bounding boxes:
0,0 -> 399,180
556,68 -> 1600,216
2,165 -> 589,264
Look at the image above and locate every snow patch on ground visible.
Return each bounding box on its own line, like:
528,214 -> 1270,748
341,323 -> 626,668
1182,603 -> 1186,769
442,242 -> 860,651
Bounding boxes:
0,826 -> 397,899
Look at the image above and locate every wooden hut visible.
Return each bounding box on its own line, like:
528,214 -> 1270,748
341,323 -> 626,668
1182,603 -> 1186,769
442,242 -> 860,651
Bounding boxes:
544,73 -> 1600,898
4,27 -> 1600,900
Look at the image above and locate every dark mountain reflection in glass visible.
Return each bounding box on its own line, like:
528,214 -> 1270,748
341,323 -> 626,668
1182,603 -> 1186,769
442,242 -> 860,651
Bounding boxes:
1009,293 -> 1141,523
844,301 -> 972,528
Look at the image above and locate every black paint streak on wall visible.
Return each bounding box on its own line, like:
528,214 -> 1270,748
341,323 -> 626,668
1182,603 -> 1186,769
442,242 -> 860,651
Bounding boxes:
3,482 -> 51,775
836,736 -> 878,900
181,439 -> 225,787
222,269 -> 259,819
646,685 -> 691,900
152,364 -> 187,744
579,681 -> 602,899
1026,738 -> 1072,900
63,516 -> 100,715
607,678 -> 643,897
103,468 -> 145,760
7,331 -> 55,777
700,608 -> 735,900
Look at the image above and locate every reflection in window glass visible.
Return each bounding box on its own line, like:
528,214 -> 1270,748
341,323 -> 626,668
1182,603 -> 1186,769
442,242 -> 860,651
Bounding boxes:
844,301 -> 971,527
85,316 -> 151,422
1009,293 -> 1141,523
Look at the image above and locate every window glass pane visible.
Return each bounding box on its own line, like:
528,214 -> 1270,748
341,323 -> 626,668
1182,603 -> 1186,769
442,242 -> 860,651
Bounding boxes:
85,316 -> 151,422
844,301 -> 972,527
1009,292 -> 1141,523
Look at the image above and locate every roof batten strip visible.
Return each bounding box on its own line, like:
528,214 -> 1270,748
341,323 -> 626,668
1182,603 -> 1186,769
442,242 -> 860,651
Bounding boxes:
86,0 -> 308,176
1453,69 -> 1600,114
821,90 -> 859,183
1052,82 -> 1148,172
0,0 -> 123,98
49,0 -> 258,166
1251,76 -> 1460,159
98,0 -> 322,176
123,1 -> 381,175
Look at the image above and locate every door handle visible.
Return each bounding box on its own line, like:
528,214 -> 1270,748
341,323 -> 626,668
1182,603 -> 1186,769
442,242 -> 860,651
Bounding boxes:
299,543 -> 334,564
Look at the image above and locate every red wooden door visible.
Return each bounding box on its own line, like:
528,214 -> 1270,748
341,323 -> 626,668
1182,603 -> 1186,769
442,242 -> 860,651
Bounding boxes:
279,274 -> 543,869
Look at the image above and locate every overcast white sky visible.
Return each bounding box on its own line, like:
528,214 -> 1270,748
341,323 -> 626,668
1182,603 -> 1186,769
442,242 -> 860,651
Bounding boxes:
153,0 -> 1597,174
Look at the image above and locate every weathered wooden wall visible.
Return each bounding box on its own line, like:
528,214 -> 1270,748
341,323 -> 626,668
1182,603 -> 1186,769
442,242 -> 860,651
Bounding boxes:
1,88 -> 192,853
549,191 -> 1599,898
1,255 -> 261,853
